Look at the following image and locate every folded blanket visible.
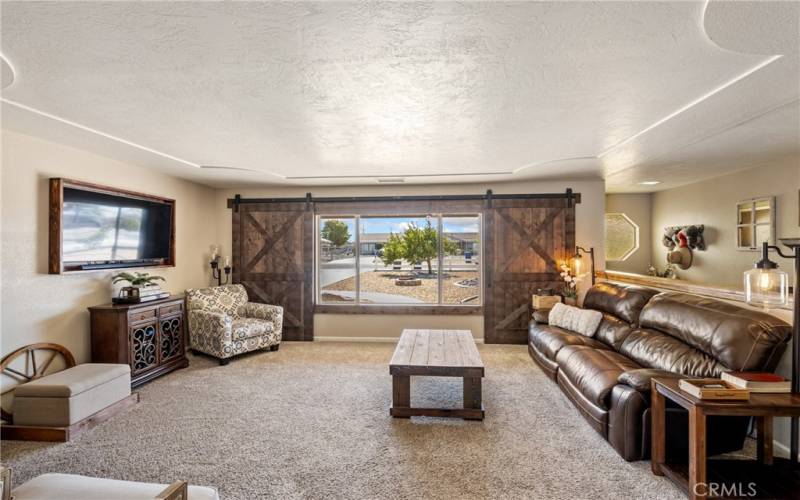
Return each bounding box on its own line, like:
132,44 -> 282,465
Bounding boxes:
548,302 -> 602,337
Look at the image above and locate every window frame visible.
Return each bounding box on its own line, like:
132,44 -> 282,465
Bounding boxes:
314,212 -> 483,315
736,196 -> 775,251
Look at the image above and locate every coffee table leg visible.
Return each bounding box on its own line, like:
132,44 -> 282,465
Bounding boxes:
689,406 -> 707,500
391,375 -> 410,418
463,377 -> 483,420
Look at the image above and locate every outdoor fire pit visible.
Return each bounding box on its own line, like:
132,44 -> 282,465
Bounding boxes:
395,276 -> 422,286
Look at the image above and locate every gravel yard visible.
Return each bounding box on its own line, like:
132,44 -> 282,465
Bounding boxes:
322,271 -> 479,304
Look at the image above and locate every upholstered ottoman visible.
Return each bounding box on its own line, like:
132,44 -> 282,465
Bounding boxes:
12,363 -> 132,428
12,473 -> 219,500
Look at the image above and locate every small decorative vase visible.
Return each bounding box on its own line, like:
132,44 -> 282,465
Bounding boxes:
119,286 -> 140,302
564,296 -> 577,306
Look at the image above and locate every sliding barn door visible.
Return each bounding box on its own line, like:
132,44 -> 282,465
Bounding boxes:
232,202 -> 314,341
483,198 -> 575,344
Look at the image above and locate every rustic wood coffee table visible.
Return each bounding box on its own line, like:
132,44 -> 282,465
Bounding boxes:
389,329 -> 484,420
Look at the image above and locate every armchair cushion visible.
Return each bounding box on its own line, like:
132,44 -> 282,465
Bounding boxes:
232,317 -> 274,340
186,284 -> 248,317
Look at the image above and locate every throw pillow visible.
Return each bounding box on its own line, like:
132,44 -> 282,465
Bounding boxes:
548,302 -> 603,337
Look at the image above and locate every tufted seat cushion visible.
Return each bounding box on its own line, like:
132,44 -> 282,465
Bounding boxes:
556,345 -> 641,410
638,292 -> 792,372
232,317 -> 274,340
582,283 -> 660,325
529,324 -> 610,362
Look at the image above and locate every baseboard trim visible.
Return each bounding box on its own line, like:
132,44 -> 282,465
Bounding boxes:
314,336 -> 485,344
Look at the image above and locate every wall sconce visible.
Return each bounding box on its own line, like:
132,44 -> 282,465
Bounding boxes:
743,238 -> 799,462
573,246 -> 596,285
209,244 -> 231,287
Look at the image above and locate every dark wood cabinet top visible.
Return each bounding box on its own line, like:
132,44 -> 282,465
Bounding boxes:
88,294 -> 184,311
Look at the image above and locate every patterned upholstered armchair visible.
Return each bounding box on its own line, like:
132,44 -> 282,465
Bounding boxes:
186,285 -> 283,365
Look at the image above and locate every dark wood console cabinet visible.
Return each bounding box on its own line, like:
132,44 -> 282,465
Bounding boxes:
89,295 -> 188,388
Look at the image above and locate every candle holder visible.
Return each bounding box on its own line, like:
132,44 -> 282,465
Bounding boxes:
210,257 -> 232,287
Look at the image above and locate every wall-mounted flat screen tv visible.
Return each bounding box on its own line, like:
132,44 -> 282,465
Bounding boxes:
49,179 -> 175,273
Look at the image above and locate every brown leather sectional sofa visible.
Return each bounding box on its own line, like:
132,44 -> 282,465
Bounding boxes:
528,282 -> 792,461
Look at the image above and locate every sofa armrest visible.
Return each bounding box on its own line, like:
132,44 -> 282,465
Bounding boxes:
188,310 -> 232,342
618,369 -> 683,393
532,308 -> 551,324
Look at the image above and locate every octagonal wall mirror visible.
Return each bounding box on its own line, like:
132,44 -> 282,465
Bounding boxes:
605,213 -> 639,262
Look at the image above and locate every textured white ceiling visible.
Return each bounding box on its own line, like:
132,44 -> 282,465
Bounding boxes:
1,1 -> 798,191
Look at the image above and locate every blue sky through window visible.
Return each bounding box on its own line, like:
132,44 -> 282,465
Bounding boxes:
320,216 -> 479,242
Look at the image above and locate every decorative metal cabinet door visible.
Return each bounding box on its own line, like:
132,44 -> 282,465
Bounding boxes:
129,321 -> 159,374
159,314 -> 183,363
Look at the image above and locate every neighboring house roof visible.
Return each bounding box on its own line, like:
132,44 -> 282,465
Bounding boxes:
358,232 -> 479,244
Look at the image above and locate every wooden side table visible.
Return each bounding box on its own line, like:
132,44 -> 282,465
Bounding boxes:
651,378 -> 800,499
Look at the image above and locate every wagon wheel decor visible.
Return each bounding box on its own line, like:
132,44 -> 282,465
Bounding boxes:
0,343 -> 76,423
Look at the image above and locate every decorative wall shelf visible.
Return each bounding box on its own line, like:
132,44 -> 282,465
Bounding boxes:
596,270 -> 793,311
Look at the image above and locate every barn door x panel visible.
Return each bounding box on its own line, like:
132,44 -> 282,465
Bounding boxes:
483,198 -> 575,344
232,202 -> 314,341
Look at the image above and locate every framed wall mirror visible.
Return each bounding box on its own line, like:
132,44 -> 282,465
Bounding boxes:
736,196 -> 775,250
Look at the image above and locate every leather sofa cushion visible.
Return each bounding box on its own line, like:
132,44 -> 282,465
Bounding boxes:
617,368 -> 683,393
594,314 -> 634,350
583,283 -> 659,325
529,324 -> 610,362
619,329 -> 725,378
556,345 -> 641,410
639,292 -> 792,371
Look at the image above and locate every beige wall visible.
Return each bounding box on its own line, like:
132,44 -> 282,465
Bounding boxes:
605,193 -> 652,274
651,157 -> 800,288
0,128 -> 605,352
315,314 -> 485,341
214,179 -> 606,339
649,158 -> 799,454
0,129 -> 217,363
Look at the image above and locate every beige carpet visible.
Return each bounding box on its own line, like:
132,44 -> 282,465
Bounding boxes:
2,342 -> 682,499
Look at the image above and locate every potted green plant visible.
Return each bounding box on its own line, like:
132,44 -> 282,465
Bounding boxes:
112,272 -> 165,302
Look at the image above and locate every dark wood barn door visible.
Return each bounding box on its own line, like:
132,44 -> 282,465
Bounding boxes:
483,198 -> 575,344
232,202 -> 314,341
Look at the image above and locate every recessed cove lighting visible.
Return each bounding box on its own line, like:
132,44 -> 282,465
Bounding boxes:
638,181 -> 661,186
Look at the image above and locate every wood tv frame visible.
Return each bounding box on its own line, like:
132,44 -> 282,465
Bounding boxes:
48,178 -> 176,274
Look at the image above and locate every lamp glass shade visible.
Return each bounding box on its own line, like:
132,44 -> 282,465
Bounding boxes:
744,267 -> 789,308
572,255 -> 582,274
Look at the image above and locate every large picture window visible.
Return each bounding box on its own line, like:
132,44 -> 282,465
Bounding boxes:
317,214 -> 481,307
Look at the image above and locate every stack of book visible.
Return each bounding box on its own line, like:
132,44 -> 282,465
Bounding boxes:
721,372 -> 791,393
137,284 -> 169,302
